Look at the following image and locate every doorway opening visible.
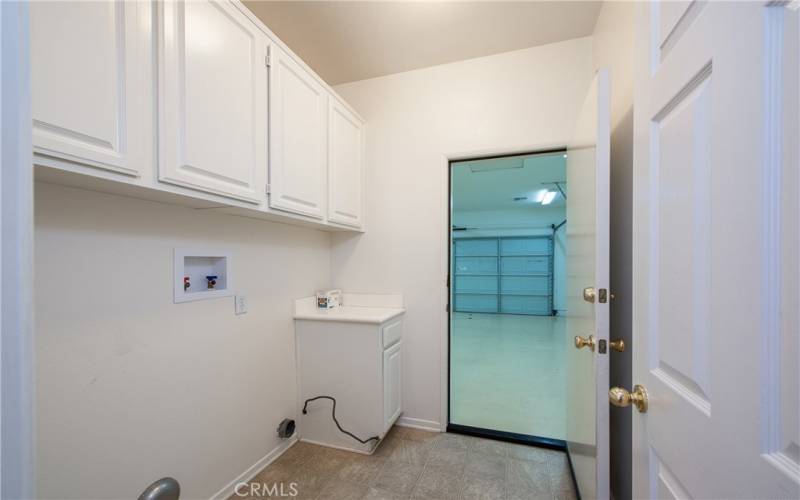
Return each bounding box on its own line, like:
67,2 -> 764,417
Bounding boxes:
447,149 -> 568,448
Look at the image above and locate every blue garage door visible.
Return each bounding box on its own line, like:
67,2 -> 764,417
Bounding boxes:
453,236 -> 553,315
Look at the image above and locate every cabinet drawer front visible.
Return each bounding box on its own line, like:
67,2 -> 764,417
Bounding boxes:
269,47 -> 327,218
382,319 -> 403,349
30,0 -> 144,176
158,0 -> 266,203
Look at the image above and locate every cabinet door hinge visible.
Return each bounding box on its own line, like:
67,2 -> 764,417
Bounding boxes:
265,47 -> 272,68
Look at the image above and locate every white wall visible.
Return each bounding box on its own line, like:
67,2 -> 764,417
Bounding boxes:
452,207 -> 567,313
331,38 -> 593,429
591,2 -> 635,500
34,183 -> 331,499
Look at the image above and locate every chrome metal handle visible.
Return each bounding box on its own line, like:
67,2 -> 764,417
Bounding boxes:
139,478 -> 180,500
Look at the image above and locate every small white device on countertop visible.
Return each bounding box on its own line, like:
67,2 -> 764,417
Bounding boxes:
316,289 -> 342,309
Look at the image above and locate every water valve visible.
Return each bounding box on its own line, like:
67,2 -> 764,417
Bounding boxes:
205,275 -> 218,290
183,276 -> 191,291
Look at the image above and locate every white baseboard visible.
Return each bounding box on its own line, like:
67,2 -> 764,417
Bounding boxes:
396,416 -> 443,432
298,438 -> 372,455
211,436 -> 298,500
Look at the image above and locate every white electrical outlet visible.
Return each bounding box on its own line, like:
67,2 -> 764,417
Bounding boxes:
235,295 -> 248,315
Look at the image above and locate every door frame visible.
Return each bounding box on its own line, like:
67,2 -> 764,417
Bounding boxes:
440,145 -> 569,447
1,1 -> 36,498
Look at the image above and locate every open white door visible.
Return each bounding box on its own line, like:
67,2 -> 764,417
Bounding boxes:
565,69 -> 610,500
632,2 -> 800,499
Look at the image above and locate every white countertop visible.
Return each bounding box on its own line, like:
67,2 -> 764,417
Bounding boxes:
293,294 -> 405,324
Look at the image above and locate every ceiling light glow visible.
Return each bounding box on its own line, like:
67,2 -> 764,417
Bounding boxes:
532,189 -> 548,203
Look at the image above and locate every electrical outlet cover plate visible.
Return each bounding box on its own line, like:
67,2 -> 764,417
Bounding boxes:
235,295 -> 248,315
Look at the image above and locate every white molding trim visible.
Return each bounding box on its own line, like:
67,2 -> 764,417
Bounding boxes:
396,416 -> 442,433
1,1 -> 35,498
210,436 -> 298,500
298,438 -> 372,455
438,154 -> 450,432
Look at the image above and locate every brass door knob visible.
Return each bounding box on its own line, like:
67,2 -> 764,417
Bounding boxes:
609,339 -> 625,352
574,335 -> 596,351
583,287 -> 596,303
609,384 -> 648,413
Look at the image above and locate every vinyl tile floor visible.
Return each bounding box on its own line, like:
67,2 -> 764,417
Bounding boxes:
450,313 -> 567,439
234,426 -> 576,500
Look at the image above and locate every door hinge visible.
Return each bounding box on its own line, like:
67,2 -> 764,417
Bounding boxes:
265,52 -> 271,68
265,183 -> 271,195
446,274 -> 450,287
446,303 -> 450,312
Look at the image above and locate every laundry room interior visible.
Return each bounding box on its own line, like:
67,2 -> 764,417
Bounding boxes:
6,1 -> 797,500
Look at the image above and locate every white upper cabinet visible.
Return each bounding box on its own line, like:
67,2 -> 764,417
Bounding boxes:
328,97 -> 364,228
269,46 -> 327,219
30,0 -> 365,232
158,0 -> 266,203
30,0 -> 147,176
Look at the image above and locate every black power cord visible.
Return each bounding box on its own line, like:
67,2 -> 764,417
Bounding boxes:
302,395 -> 380,445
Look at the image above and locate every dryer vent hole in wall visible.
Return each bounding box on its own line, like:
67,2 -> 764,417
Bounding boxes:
277,418 -> 295,439
302,396 -> 380,445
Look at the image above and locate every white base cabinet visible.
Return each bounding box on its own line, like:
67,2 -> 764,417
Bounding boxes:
383,337 -> 403,430
294,296 -> 404,454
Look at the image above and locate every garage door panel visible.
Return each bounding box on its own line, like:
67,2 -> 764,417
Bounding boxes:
455,256 -> 498,274
500,256 -> 550,275
453,236 -> 555,316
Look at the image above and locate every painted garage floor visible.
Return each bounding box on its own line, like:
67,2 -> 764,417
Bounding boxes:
450,313 -> 567,440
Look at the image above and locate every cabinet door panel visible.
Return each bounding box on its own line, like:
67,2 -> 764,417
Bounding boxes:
30,0 -> 143,176
159,0 -> 265,202
383,341 -> 403,431
269,48 -> 326,218
328,98 -> 363,227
